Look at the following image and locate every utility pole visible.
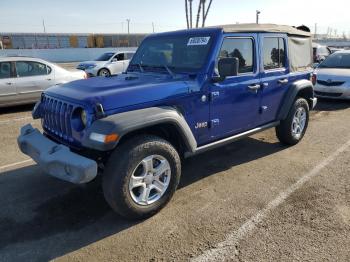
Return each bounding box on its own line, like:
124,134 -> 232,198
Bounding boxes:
314,23 -> 317,38
189,0 -> 193,28
185,0 -> 189,29
256,10 -> 261,24
42,19 -> 46,33
152,22 -> 155,33
126,19 -> 130,34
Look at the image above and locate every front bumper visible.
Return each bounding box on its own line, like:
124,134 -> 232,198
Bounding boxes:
314,84 -> 350,99
17,124 -> 98,184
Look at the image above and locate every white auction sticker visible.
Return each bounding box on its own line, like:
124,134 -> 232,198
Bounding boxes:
187,37 -> 211,46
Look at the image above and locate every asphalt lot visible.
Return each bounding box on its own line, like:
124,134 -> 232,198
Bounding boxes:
0,99 -> 349,261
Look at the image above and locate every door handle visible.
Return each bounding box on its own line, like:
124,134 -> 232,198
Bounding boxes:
47,78 -> 52,81
248,84 -> 261,92
278,79 -> 289,84
6,82 -> 12,85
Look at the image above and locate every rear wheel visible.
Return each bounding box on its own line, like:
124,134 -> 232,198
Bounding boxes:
102,135 -> 181,219
276,97 -> 309,145
98,68 -> 111,77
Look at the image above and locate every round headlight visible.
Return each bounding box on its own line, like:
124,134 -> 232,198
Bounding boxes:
81,109 -> 88,127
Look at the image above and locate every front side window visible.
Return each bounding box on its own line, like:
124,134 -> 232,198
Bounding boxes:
263,37 -> 286,70
129,34 -> 213,73
218,38 -> 254,74
0,62 -> 11,79
16,61 -> 48,77
116,53 -> 125,61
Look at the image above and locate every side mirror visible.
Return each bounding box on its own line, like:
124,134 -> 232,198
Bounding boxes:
111,58 -> 118,62
212,57 -> 239,82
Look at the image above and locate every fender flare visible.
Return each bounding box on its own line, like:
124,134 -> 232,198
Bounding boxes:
82,106 -> 197,152
277,79 -> 315,120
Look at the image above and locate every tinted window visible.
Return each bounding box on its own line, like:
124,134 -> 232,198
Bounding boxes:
96,53 -> 114,61
218,38 -> 254,74
319,53 -> 350,69
16,61 -> 48,77
0,62 -> 11,79
263,37 -> 286,70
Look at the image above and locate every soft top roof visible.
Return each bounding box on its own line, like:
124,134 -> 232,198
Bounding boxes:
212,23 -> 311,37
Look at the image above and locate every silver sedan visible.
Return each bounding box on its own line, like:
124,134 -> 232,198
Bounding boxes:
314,51 -> 350,100
0,56 -> 87,107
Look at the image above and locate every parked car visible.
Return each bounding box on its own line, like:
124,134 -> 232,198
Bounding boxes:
18,24 -> 316,219
76,51 -> 135,77
313,50 -> 350,99
0,56 -> 87,108
313,43 -> 331,63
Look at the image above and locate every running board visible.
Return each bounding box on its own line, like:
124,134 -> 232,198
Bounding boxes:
185,121 -> 280,158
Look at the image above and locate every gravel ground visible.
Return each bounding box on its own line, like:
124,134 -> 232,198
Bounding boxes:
0,99 -> 349,261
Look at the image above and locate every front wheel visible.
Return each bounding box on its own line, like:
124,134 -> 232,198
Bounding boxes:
276,97 -> 310,145
98,68 -> 111,77
102,135 -> 181,219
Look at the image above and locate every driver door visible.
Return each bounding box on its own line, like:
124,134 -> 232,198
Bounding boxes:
109,53 -> 126,74
209,35 -> 261,140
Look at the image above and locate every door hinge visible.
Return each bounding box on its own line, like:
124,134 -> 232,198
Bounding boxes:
210,91 -> 220,101
210,119 -> 220,127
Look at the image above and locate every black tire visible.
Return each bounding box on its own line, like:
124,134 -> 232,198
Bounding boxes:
98,68 -> 111,77
276,97 -> 310,145
102,135 -> 181,219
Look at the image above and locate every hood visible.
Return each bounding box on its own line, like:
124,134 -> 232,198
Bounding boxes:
315,68 -> 350,80
77,61 -> 105,68
45,73 -> 191,112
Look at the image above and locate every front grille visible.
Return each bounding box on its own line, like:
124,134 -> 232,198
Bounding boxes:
317,79 -> 345,86
315,91 -> 343,97
42,95 -> 74,141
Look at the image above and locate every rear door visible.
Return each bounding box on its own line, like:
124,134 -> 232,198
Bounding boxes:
0,61 -> 17,105
15,60 -> 52,102
209,34 -> 261,139
258,34 -> 290,125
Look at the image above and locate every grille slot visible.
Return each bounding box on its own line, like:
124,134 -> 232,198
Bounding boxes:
42,95 -> 74,140
315,91 -> 343,97
317,79 -> 345,86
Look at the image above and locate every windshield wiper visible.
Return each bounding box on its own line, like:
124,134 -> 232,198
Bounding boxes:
161,64 -> 176,78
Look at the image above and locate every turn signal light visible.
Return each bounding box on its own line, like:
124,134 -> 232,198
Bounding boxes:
104,134 -> 119,143
90,132 -> 119,144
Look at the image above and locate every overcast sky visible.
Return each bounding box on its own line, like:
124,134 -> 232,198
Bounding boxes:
0,0 -> 349,36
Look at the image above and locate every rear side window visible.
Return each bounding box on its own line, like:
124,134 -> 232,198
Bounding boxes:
126,53 -> 134,59
263,37 -> 286,70
16,61 -> 49,77
218,38 -> 254,74
0,62 -> 11,79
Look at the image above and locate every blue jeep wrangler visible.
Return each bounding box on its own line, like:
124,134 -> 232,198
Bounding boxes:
18,24 -> 317,219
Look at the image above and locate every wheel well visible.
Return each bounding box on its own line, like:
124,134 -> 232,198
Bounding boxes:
297,87 -> 314,108
117,123 -> 189,155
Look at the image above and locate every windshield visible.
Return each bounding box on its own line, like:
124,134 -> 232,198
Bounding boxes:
319,53 -> 350,69
128,34 -> 213,73
95,52 -> 115,61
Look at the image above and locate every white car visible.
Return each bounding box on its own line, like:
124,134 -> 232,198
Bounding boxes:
0,56 -> 87,107
76,51 -> 135,77
314,50 -> 350,99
